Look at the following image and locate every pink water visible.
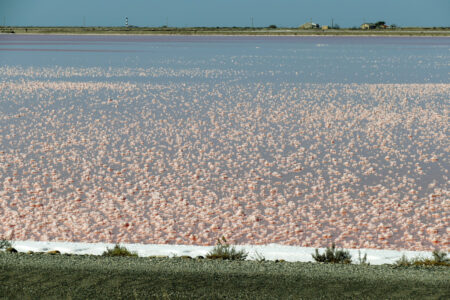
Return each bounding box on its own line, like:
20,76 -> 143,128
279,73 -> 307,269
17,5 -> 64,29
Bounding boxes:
0,36 -> 448,251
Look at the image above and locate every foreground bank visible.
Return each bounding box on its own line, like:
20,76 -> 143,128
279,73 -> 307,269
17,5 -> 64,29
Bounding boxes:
1,252 -> 448,299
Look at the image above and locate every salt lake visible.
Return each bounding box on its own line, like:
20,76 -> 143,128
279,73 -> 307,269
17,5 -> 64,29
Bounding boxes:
0,35 -> 448,251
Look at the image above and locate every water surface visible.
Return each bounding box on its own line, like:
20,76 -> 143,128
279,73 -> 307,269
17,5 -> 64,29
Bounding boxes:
0,35 -> 448,250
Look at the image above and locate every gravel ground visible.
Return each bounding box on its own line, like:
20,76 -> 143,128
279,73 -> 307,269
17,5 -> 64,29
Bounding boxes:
0,252 -> 449,299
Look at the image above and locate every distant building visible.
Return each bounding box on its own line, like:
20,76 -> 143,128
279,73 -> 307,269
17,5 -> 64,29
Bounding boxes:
361,23 -> 376,30
299,22 -> 320,29
322,25 -> 329,30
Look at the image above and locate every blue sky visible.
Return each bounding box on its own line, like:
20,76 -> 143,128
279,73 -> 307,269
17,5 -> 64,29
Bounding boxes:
1,0 -> 449,28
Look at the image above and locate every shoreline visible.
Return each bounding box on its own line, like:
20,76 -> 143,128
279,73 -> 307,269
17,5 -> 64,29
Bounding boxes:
9,240 -> 437,265
3,33 -> 450,38
1,27 -> 450,37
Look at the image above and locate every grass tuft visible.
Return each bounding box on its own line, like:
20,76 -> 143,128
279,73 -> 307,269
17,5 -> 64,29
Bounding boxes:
102,244 -> 138,257
395,254 -> 414,267
252,249 -> 266,262
357,250 -> 369,265
206,237 -> 248,260
312,243 -> 352,264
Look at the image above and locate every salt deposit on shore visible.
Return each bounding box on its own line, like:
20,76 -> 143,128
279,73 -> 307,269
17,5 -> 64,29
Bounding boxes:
10,240 -> 436,265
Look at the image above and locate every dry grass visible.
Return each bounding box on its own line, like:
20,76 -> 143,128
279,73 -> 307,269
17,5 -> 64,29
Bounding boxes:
396,250 -> 449,267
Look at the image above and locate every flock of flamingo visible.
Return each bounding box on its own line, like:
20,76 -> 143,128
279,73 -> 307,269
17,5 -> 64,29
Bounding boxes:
0,65 -> 448,251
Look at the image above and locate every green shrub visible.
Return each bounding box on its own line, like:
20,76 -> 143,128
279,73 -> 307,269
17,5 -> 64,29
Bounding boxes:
206,237 -> 248,261
0,239 -> 12,250
102,244 -> 138,257
431,250 -> 449,264
312,243 -> 352,264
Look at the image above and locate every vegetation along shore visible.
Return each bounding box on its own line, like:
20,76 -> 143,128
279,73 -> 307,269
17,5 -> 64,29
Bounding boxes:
1,26 -> 450,36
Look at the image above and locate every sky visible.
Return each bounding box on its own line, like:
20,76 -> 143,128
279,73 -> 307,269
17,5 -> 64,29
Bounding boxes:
1,0 -> 449,28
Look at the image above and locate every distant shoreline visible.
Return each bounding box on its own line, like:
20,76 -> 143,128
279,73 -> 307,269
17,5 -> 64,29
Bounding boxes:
2,26 -> 450,36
